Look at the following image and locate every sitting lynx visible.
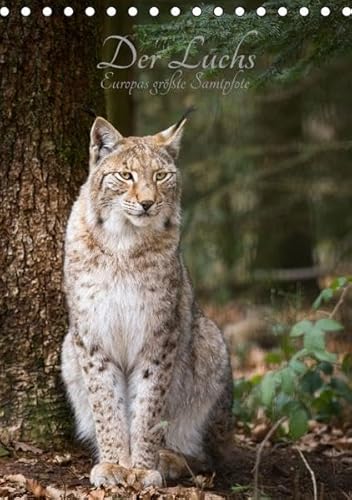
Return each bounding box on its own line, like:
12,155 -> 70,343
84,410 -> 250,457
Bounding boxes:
61,114 -> 233,487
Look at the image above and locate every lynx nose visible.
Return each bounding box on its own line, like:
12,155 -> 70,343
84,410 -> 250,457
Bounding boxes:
140,200 -> 154,212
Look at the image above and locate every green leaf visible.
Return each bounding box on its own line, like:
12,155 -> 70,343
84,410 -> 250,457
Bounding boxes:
289,408 -> 309,439
282,400 -> 302,416
313,288 -> 333,309
313,350 -> 337,363
275,393 -> 293,413
303,326 -> 325,352
290,320 -> 313,337
261,372 -> 277,407
289,359 -> 307,375
330,377 -> 352,403
316,361 -> 333,375
265,350 -> 284,365
292,348 -> 310,360
331,277 -> 347,290
316,319 -> 343,332
312,389 -> 341,421
280,367 -> 295,394
250,374 -> 263,386
233,378 -> 253,398
300,370 -> 323,394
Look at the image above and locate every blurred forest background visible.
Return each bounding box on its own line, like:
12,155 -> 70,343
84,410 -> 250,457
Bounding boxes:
103,0 -> 352,308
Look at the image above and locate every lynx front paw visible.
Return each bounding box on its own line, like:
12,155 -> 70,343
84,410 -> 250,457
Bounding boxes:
90,462 -> 127,487
136,469 -> 163,488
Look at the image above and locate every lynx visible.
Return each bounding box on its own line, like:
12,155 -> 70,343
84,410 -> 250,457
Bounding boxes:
61,114 -> 233,488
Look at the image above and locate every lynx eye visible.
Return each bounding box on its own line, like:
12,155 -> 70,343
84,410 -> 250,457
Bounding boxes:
118,171 -> 133,181
155,172 -> 168,182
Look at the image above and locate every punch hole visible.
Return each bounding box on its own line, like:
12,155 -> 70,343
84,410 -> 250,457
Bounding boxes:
149,7 -> 159,17
342,6 -> 351,16
256,6 -> 266,16
0,6 -> 9,16
85,7 -> 95,16
300,7 -> 309,16
42,7 -> 52,16
170,6 -> 180,16
192,6 -> 202,16
106,7 -> 116,16
213,6 -> 223,16
64,6 -> 73,16
21,6 -> 31,16
321,6 -> 330,16
235,6 -> 245,16
278,7 -> 287,16
128,7 -> 138,16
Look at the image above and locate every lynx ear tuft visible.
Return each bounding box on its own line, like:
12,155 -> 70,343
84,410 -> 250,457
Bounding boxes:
90,117 -> 123,167
154,108 -> 194,159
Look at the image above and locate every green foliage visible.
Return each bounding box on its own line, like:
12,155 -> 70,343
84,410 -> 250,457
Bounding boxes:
135,0 -> 352,86
233,278 -> 352,440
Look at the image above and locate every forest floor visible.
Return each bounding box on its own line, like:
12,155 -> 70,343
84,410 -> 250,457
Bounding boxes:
1,433 -> 352,499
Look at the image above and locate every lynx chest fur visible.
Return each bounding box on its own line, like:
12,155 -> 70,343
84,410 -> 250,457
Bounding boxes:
66,219 -> 175,371
61,114 -> 233,489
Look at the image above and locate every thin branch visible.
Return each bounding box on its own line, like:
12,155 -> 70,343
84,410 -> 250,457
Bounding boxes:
252,417 -> 286,500
329,284 -> 352,319
295,447 -> 318,500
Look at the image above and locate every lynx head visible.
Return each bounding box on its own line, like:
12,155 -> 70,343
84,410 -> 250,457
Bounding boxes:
87,115 -> 187,231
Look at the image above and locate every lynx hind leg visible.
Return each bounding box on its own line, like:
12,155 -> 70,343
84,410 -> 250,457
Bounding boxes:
61,332 -> 96,446
157,449 -> 209,480
167,315 -> 233,471
205,375 -> 234,466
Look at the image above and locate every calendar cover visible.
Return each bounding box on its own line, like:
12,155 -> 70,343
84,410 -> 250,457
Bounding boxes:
1,1 -> 352,498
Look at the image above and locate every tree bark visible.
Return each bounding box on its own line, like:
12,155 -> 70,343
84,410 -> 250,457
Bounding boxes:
0,1 -> 104,443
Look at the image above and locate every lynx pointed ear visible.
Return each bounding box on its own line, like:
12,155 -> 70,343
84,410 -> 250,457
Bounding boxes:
90,117 -> 123,167
154,108 -> 194,159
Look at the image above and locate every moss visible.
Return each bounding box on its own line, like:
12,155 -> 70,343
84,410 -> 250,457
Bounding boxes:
25,397 -> 74,446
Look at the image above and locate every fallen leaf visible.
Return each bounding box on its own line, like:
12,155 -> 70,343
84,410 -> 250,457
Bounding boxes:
204,494 -> 226,500
26,478 -> 47,498
46,485 -> 66,499
0,486 -> 18,495
13,441 -> 44,454
252,423 -> 270,442
194,473 -> 215,489
53,453 -> 72,465
17,457 -> 38,464
188,488 -> 204,500
5,473 -> 26,485
88,488 -> 105,499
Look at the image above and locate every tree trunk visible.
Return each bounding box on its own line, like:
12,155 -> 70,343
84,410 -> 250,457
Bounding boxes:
0,1 -> 104,443
252,94 -> 317,296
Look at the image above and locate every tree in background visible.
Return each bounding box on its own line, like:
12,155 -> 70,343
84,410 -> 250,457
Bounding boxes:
0,0 -> 104,442
102,0 -> 135,135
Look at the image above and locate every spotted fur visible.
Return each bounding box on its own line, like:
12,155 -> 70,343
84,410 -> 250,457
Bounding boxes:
61,116 -> 233,487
